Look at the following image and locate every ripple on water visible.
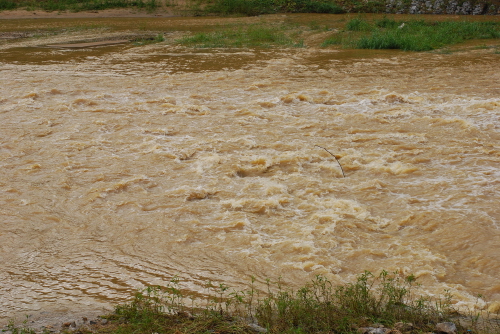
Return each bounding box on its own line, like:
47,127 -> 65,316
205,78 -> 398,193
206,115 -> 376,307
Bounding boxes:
1,23 -> 500,323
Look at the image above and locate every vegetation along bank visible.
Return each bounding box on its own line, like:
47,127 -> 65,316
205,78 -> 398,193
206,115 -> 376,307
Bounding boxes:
0,0 -> 499,15
4,271 -> 500,334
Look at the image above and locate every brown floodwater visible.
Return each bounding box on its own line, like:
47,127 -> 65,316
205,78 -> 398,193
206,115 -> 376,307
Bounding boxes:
1,13 -> 499,323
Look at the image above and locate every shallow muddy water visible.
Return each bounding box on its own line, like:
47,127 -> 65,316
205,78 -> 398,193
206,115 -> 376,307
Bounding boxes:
1,14 -> 500,323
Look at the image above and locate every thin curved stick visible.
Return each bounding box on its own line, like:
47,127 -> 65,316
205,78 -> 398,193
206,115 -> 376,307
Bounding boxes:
315,145 -> 345,178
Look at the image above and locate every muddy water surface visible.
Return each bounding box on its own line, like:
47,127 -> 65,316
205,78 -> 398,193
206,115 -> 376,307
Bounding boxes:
1,14 -> 500,322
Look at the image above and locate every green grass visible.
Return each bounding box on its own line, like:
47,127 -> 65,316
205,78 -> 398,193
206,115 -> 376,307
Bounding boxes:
176,25 -> 301,48
133,33 -> 165,45
323,17 -> 500,51
0,0 -> 159,11
198,0 -> 345,16
345,17 -> 374,31
99,271 -> 500,333
0,0 -> 17,9
7,270 -> 499,334
255,271 -> 455,333
3,316 -> 36,334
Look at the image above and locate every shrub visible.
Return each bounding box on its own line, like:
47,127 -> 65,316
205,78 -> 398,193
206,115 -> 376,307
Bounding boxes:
0,0 -> 17,10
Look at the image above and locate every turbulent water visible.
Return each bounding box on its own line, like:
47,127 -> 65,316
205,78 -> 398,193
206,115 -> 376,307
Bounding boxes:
1,15 -> 500,322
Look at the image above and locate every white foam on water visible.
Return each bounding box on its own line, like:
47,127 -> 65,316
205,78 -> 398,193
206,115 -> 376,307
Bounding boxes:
1,42 -> 500,322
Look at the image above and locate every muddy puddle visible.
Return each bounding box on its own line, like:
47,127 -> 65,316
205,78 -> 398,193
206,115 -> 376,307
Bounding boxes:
1,13 -> 500,324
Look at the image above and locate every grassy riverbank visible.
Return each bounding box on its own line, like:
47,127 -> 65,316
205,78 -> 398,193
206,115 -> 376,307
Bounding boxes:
0,0 -> 350,14
176,24 -> 303,48
7,271 -> 499,334
100,272 -> 500,334
1,0 -> 498,14
197,0 -> 346,15
173,17 -> 500,51
185,0 -> 499,15
323,17 -> 500,50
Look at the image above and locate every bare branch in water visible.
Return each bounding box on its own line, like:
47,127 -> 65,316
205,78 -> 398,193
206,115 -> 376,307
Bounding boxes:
315,145 -> 345,178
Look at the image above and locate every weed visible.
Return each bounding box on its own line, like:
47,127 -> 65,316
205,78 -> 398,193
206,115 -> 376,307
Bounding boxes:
176,24 -> 296,48
255,271 -> 458,333
375,16 -> 400,29
473,44 -> 490,50
2,316 -> 36,334
346,17 -> 374,31
0,0 -> 159,12
5,271 -> 500,334
112,281 -> 254,334
133,33 -> 165,45
321,34 -> 344,46
308,20 -> 321,30
202,0 -> 344,16
325,18 -> 500,51
0,0 -> 17,10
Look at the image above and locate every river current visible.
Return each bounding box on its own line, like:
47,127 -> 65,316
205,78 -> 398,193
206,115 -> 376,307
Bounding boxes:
1,14 -> 499,322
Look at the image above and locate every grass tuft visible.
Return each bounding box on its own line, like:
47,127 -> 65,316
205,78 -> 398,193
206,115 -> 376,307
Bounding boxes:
176,25 -> 297,48
104,271 -> 500,334
203,0 -> 345,16
346,17 -> 374,31
4,270 -> 500,334
0,0 -> 17,10
324,18 -> 500,51
255,271 -> 456,333
133,33 -> 165,45
0,0 -> 159,12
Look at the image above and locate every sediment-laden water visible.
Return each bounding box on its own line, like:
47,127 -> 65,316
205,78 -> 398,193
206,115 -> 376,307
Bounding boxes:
1,14 -> 499,323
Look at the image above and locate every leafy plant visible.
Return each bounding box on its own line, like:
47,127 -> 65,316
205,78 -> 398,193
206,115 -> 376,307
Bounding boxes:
255,271 -> 456,333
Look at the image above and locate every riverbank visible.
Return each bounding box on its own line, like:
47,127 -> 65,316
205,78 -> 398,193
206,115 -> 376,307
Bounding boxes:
4,273 -> 500,334
0,0 -> 499,18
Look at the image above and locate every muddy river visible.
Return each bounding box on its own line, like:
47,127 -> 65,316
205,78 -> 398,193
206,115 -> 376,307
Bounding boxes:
1,14 -> 499,323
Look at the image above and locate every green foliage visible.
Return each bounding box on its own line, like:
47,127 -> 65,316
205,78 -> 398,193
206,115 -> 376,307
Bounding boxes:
346,17 -> 374,31
255,271 -> 455,333
2,316 -> 36,334
177,25 -> 297,48
5,271 -> 500,334
0,0 -> 159,12
205,0 -> 276,16
204,0 -> 344,16
133,33 -> 165,45
112,278 -> 254,334
375,16 -> 400,29
326,18 -> 500,51
0,0 -> 17,10
300,0 -> 345,13
321,35 -> 344,46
